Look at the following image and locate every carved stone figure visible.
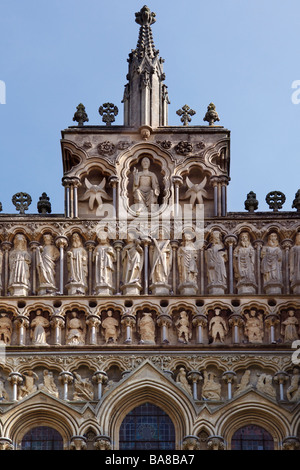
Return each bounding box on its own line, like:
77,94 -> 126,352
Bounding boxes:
102,310 -> 119,344
175,311 -> 191,344
0,376 -> 8,401
30,310 -> 50,346
121,231 -> 144,295
202,370 -> 221,400
290,232 -> 300,294
138,312 -> 156,344
281,309 -> 299,343
0,314 -> 12,345
93,233 -> 116,295
233,232 -> 256,294
176,367 -> 192,396
177,231 -> 198,295
209,308 -> 228,344
132,157 -> 160,213
66,312 -> 86,345
287,368 -> 300,402
205,230 -> 227,294
73,372 -> 94,401
244,309 -> 264,343
66,233 -> 88,295
8,233 -> 31,296
182,176 -> 210,207
18,370 -> 38,400
38,369 -> 59,398
36,233 -> 59,295
261,233 -> 282,294
149,228 -> 172,295
256,373 -> 276,399
233,370 -> 252,397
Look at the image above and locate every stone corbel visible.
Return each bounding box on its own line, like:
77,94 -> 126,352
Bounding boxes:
207,435 -> 225,450
0,438 -> 14,450
70,435 -> 87,450
94,435 -> 112,450
182,435 -> 200,450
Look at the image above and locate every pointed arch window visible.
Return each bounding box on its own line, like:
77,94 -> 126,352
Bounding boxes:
119,402 -> 175,450
231,425 -> 274,450
21,426 -> 63,450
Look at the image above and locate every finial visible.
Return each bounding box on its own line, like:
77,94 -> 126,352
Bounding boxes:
292,189 -> 300,212
37,192 -> 52,214
73,103 -> 89,127
244,191 -> 258,213
266,191 -> 286,212
135,5 -> 156,26
176,105 -> 196,126
203,102 -> 220,126
12,192 -> 32,214
99,102 -> 119,126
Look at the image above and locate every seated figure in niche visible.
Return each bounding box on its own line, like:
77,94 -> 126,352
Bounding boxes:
0,314 -> 12,345
102,310 -> 119,344
132,157 -> 160,213
281,309 -> 299,343
66,312 -> 86,345
244,308 -> 264,343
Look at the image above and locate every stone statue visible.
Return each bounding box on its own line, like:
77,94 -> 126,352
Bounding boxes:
18,370 -> 38,400
149,228 -> 172,295
66,312 -> 86,345
287,368 -> 300,402
244,309 -> 264,343
233,370 -> 252,397
8,233 -> 31,296
38,369 -> 59,398
121,231 -> 144,295
177,231 -> 198,295
281,309 -> 299,343
261,233 -> 282,294
233,232 -> 256,294
0,376 -> 8,401
80,177 -> 112,216
176,367 -> 192,396
138,312 -> 156,344
66,233 -> 88,295
36,233 -> 59,295
256,373 -> 276,399
175,311 -> 191,344
102,310 -> 119,344
132,157 -> 160,213
73,372 -> 94,401
0,314 -> 12,345
93,233 -> 116,295
202,370 -> 221,400
290,232 -> 300,294
205,230 -> 227,294
30,310 -> 50,346
209,308 -> 228,344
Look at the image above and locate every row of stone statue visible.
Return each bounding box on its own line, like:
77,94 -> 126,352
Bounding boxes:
0,307 -> 299,347
1,365 -> 299,404
1,229 -> 300,296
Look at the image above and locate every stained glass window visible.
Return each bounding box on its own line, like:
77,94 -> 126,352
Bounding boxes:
119,402 -> 175,450
21,426 -> 63,450
231,425 -> 274,450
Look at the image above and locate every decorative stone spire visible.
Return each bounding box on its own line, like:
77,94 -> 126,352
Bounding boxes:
122,5 -> 170,128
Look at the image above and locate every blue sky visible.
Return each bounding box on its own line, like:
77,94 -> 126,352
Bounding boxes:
0,0 -> 299,214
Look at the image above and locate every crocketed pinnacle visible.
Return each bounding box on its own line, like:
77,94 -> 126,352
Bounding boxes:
134,5 -> 158,59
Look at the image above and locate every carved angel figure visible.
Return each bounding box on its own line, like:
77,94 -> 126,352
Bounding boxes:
80,177 -> 112,215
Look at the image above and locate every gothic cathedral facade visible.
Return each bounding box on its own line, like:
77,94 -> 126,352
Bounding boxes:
0,6 -> 299,451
